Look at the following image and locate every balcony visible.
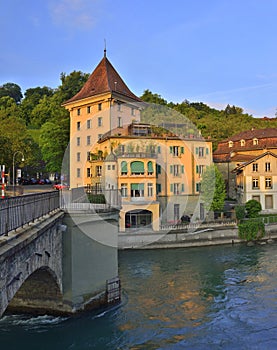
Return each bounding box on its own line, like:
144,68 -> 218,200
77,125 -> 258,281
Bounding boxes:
117,152 -> 157,159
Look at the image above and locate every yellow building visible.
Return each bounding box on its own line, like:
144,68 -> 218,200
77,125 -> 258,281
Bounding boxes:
62,53 -> 213,231
62,51 -> 141,189
91,122 -> 212,231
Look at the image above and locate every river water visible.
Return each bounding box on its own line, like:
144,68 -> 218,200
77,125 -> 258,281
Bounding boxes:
1,243 -> 277,349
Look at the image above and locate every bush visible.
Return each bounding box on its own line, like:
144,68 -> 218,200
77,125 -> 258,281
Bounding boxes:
245,199 -> 262,218
87,194 -> 106,204
235,205 -> 246,222
238,219 -> 265,241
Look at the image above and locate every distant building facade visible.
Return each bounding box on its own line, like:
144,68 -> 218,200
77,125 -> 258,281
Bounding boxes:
233,151 -> 277,213
213,128 -> 277,199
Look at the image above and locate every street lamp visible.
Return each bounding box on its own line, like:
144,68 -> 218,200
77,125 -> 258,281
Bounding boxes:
13,151 -> 24,196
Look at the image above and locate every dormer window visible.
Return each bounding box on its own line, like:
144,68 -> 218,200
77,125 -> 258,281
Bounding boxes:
240,139 -> 245,146
253,138 -> 258,145
228,141 -> 233,148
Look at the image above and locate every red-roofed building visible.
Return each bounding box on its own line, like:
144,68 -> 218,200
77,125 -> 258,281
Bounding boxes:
213,128 -> 277,200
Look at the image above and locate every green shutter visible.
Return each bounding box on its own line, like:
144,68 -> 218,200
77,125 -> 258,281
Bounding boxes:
170,146 -> 173,153
181,165 -> 184,173
181,146 -> 184,154
170,184 -> 173,192
131,161 -> 144,173
131,183 -> 139,190
181,184 -> 184,192
157,146 -> 161,153
170,165 -> 173,174
121,161 -> 127,173
196,147 -> 199,155
206,147 -> 209,155
147,161 -> 154,173
196,165 -> 199,173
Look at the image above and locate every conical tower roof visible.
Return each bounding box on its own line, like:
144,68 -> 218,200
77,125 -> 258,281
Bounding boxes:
64,52 -> 141,104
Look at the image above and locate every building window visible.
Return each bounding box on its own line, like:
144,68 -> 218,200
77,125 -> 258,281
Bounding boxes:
240,139 -> 245,146
198,147 -> 205,157
87,106 -> 91,114
98,134 -> 103,140
131,161 -> 144,175
171,183 -> 179,195
147,183 -> 153,197
107,165 -> 111,170
87,152 -> 91,161
87,168 -> 91,178
156,164 -> 161,175
196,165 -> 204,175
196,183 -> 201,192
77,137 -> 80,146
252,163 -> 258,172
265,162 -> 271,172
117,103 -> 121,111
121,183 -> 128,197
77,108 -> 81,116
147,161 -> 154,175
174,204 -> 180,222
121,161 -> 127,175
265,177 -> 272,189
77,152 -> 80,162
87,119 -> 91,129
252,177 -> 259,189
157,146 -> 161,153
98,103 -> 102,111
77,168 -> 81,177
131,183 -> 144,197
265,195 -> 273,209
118,117 -> 122,127
98,117 -> 103,127
228,141 -> 233,148
77,121 -> 81,130
156,183 -> 161,194
253,138 -> 258,145
170,146 -> 185,157
252,195 -> 260,203
131,108 -> 135,116
87,135 -> 91,145
96,166 -> 102,177
112,165 -> 115,170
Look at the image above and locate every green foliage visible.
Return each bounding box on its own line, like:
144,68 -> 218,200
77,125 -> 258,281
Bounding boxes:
0,83 -> 23,103
87,194 -> 106,204
140,89 -> 167,105
235,205 -> 246,222
238,219 -> 265,241
245,200 -> 262,218
200,165 -> 226,211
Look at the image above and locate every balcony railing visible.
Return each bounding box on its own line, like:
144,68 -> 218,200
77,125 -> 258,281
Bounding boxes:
117,152 -> 157,159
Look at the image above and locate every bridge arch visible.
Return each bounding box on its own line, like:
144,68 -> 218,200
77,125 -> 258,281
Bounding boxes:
4,266 -> 63,316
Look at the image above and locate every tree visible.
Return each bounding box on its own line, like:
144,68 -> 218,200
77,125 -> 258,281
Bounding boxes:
245,199 -> 262,218
200,165 -> 226,211
140,89 -> 167,105
0,83 -> 23,104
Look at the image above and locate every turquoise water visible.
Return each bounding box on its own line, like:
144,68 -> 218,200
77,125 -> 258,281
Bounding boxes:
1,243 -> 277,349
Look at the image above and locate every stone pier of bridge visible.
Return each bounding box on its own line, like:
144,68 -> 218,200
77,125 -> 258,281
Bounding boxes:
0,207 -> 120,317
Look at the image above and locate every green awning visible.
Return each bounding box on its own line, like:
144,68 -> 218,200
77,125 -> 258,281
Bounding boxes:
131,183 -> 144,190
131,161 -> 144,173
121,161 -> 127,173
147,161 -> 154,173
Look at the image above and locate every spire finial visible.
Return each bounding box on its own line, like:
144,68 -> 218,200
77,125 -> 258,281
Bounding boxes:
104,39 -> 107,57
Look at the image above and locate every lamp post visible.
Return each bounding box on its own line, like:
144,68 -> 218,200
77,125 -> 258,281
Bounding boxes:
13,151 -> 24,196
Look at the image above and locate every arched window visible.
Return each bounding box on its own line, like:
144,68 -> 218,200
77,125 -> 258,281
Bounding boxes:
240,139 -> 245,146
228,141 -> 233,148
253,138 -> 258,145
147,161 -> 154,175
131,161 -> 144,175
121,161 -> 127,175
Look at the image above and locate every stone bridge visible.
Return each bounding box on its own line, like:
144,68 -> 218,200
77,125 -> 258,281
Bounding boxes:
0,198 -> 120,318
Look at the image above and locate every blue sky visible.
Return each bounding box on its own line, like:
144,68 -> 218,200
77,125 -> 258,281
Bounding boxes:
1,0 -> 277,117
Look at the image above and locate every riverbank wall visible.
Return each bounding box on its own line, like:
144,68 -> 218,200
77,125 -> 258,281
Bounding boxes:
118,223 -> 277,250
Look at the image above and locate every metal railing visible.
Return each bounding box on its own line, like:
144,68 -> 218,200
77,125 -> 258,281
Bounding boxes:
0,191 -> 60,236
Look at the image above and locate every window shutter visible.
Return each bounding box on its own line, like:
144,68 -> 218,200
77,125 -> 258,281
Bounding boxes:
157,146 -> 161,153
181,165 -> 184,173
206,147 -> 209,155
196,165 -> 199,173
121,161 -> 127,173
170,146 -> 173,153
196,147 -> 199,155
181,146 -> 184,154
170,184 -> 173,192
170,165 -> 173,174
181,184 -> 184,192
